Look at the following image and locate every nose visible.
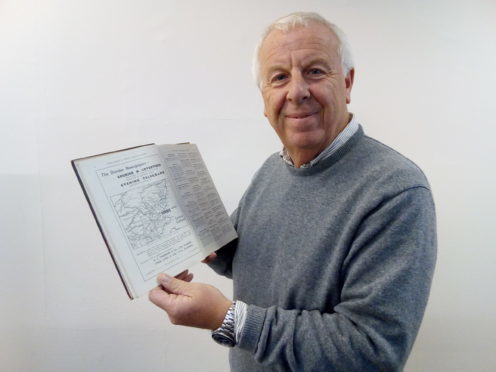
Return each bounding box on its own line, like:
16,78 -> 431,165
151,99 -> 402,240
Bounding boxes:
286,73 -> 310,104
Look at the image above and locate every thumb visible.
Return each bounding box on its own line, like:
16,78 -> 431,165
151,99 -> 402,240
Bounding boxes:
157,273 -> 189,295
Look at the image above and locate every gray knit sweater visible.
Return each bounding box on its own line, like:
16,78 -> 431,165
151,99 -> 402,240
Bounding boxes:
209,126 -> 437,371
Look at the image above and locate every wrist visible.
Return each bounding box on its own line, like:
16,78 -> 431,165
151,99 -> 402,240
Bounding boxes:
211,301 -> 237,347
212,298 -> 233,330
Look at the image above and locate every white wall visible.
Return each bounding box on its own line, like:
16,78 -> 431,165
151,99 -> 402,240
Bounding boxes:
1,0 -> 494,371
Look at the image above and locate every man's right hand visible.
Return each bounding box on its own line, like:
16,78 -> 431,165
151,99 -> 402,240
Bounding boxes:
149,273 -> 231,330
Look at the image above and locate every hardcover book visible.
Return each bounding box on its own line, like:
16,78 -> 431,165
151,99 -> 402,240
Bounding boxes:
72,143 -> 237,299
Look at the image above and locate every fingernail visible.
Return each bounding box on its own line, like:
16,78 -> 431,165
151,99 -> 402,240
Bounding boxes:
158,273 -> 172,285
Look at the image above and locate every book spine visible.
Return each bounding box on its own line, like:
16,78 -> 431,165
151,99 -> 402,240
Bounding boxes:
71,160 -> 135,300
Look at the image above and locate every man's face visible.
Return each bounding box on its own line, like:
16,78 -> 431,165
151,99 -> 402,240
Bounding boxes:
259,23 -> 354,166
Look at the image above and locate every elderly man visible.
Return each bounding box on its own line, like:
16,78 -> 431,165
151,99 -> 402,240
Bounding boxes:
149,12 -> 436,371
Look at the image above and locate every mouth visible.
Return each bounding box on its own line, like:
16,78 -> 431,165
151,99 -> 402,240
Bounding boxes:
286,112 -> 318,119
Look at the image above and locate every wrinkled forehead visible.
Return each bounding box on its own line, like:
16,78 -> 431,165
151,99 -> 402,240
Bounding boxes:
259,23 -> 340,63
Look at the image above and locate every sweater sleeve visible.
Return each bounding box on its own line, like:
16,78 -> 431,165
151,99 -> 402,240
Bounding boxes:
236,187 -> 437,371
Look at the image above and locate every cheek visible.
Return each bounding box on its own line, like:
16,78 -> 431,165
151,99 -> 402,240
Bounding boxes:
315,88 -> 340,111
313,85 -> 334,103
265,92 -> 285,119
262,95 -> 274,119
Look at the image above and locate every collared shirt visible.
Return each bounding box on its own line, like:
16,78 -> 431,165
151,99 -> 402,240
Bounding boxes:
279,114 -> 359,168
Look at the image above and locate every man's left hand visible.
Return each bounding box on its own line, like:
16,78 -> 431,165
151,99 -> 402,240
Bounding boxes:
149,273 -> 232,330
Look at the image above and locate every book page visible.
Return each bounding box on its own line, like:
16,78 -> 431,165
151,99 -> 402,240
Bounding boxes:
157,144 -> 237,251
74,145 -> 208,298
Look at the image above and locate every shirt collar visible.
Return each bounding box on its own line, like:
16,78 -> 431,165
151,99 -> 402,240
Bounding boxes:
279,113 -> 359,168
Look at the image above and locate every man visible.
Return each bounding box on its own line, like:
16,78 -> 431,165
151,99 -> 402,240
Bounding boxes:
149,12 -> 436,371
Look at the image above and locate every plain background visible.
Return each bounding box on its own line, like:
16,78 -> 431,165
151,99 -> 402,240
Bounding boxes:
1,0 -> 495,371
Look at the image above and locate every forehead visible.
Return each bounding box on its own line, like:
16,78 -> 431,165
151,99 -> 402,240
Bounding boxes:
259,23 -> 340,68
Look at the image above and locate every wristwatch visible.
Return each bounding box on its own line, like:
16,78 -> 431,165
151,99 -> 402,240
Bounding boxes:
211,301 -> 236,347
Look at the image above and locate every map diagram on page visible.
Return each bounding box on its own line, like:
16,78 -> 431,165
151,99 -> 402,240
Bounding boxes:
110,179 -> 187,249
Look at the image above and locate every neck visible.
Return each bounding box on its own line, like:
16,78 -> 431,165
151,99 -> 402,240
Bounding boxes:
289,149 -> 323,168
287,113 -> 352,168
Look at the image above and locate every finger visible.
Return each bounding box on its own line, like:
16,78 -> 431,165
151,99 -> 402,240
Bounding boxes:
202,252 -> 217,263
176,270 -> 193,282
175,270 -> 189,280
158,273 -> 189,295
149,286 -> 173,310
157,270 -> 188,285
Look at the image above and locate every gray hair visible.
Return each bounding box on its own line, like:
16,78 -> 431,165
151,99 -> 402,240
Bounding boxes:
252,12 -> 354,89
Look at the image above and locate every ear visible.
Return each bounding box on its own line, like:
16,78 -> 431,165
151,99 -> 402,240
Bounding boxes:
344,68 -> 355,104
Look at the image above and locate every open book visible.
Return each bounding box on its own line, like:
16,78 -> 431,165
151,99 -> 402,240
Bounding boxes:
72,143 -> 237,299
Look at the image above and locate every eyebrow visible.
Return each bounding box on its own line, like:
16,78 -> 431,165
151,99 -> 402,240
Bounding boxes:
264,58 -> 334,77
265,64 -> 287,77
303,57 -> 334,69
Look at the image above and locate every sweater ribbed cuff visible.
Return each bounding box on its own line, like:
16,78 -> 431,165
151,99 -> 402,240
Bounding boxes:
236,304 -> 266,353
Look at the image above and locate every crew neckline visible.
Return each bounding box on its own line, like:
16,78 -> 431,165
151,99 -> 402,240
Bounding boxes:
284,126 -> 364,177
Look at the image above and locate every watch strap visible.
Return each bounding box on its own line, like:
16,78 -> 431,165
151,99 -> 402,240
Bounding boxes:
211,301 -> 237,347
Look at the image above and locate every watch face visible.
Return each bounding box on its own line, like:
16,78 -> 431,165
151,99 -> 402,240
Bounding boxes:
212,332 -> 235,347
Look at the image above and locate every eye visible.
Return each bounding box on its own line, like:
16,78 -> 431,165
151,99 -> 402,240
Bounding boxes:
307,68 -> 325,77
271,73 -> 288,84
